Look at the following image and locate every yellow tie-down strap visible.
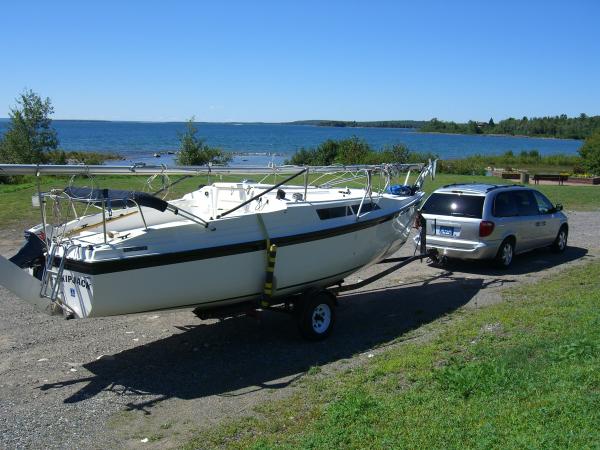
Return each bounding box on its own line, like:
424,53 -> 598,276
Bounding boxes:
261,243 -> 278,306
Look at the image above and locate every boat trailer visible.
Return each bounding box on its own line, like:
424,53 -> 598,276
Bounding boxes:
193,219 -> 436,340
0,162 -> 437,337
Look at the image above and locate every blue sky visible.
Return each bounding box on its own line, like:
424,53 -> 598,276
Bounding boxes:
1,0 -> 599,122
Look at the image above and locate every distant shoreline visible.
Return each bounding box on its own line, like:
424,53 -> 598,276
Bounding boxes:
0,118 -> 590,143
418,130 -> 582,142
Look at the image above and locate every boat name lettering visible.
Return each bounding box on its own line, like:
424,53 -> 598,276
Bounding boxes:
62,274 -> 91,289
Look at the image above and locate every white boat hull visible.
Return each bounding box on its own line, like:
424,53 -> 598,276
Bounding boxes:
59,197 -> 421,317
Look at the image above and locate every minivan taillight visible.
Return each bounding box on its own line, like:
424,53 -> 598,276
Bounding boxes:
479,221 -> 495,237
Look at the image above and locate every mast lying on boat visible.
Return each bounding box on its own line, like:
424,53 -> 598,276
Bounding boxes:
0,162 -> 432,175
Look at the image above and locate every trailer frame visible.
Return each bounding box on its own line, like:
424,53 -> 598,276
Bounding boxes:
193,219 -> 434,340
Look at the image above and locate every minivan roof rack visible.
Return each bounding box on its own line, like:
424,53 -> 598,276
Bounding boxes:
440,182 -> 525,192
441,182 -> 481,188
486,184 -> 525,192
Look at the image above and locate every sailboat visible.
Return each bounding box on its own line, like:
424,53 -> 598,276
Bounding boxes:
0,161 -> 435,338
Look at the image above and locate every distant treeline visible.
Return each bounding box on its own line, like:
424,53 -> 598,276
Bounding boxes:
289,115 -> 600,140
288,120 -> 427,129
420,114 -> 600,140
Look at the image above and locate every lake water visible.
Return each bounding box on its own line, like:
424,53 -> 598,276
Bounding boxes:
0,119 -> 582,166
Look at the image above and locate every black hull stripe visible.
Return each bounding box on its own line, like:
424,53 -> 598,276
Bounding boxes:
272,212 -> 394,246
60,209 -> 403,275
61,240 -> 266,275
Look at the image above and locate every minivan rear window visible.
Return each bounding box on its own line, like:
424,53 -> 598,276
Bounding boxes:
421,193 -> 484,218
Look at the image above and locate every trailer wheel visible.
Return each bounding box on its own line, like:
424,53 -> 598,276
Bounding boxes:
297,290 -> 336,341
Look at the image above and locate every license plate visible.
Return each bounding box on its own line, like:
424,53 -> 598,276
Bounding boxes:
439,226 -> 454,236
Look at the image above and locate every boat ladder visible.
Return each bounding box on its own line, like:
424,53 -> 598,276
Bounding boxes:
40,242 -> 72,303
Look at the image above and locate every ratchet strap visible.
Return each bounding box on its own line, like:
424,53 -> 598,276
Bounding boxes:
256,214 -> 277,306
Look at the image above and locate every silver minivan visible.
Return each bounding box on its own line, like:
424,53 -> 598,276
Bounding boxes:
417,184 -> 569,268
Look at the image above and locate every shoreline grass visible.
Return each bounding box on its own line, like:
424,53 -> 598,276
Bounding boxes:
0,173 -> 598,230
182,261 -> 600,449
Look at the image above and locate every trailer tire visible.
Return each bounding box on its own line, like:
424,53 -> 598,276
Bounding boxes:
296,290 -> 336,341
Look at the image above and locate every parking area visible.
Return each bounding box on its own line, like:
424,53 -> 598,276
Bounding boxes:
0,210 -> 598,449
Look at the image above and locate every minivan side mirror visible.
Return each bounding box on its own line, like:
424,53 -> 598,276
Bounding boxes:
555,203 -> 563,212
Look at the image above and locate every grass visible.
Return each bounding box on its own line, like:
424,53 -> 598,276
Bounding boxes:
0,173 -> 224,228
0,172 -> 598,230
183,261 -> 600,449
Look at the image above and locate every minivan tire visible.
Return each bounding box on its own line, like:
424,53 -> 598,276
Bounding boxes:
494,238 -> 515,269
551,226 -> 568,253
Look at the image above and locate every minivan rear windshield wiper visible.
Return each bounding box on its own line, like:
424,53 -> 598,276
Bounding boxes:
450,212 -> 478,217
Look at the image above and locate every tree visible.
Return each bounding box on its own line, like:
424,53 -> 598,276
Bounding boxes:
176,118 -> 232,166
467,120 -> 481,134
334,136 -> 371,164
0,90 -> 59,163
383,143 -> 411,163
579,129 -> 600,175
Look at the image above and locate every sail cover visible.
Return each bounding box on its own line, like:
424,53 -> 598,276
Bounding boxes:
62,187 -> 168,212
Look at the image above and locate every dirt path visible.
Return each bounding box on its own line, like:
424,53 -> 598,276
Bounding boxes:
0,211 -> 598,449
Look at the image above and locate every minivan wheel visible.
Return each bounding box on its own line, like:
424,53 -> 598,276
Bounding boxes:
494,239 -> 514,268
551,227 -> 568,253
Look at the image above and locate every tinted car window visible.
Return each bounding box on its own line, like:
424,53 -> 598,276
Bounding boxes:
511,190 -> 539,216
532,191 -> 554,214
421,193 -> 484,218
493,192 -> 518,217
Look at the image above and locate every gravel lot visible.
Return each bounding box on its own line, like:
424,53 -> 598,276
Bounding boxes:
0,211 -> 598,449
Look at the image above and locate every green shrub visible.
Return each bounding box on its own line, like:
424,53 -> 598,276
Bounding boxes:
287,137 -> 372,165
0,175 -> 25,185
437,159 -> 486,175
286,140 -> 437,166
176,118 -> 232,166
44,149 -> 121,165
286,148 -> 318,165
334,136 -> 371,164
579,129 -> 600,175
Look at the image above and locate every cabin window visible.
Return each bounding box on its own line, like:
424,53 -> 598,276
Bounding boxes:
316,202 -> 381,220
351,202 -> 381,214
316,206 -> 353,220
